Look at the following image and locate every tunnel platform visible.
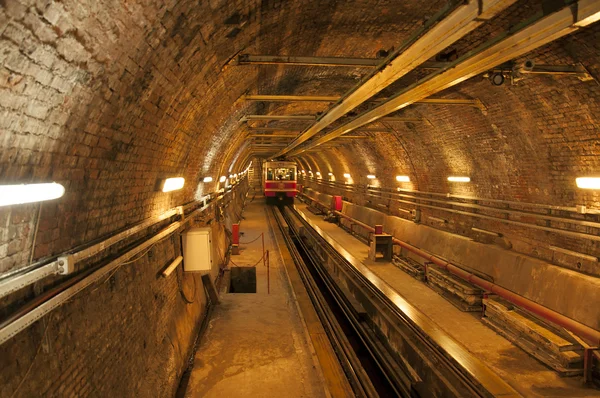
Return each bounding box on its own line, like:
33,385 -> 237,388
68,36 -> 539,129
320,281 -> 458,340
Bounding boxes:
292,202 -> 599,397
182,198 -> 328,397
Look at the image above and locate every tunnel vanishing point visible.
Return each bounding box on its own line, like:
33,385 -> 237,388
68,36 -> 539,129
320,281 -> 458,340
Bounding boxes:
1,0 -> 600,397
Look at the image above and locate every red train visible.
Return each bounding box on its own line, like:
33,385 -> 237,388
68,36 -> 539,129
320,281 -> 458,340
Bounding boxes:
263,161 -> 297,204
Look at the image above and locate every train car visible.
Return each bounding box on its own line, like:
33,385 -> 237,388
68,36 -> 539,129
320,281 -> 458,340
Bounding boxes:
263,161 -> 297,204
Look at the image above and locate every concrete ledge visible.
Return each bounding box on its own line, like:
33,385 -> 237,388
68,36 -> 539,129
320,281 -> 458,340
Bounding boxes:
337,201 -> 600,331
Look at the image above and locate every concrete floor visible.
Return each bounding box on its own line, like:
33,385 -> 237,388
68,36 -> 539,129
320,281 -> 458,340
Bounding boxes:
295,203 -> 600,398
184,199 -> 326,398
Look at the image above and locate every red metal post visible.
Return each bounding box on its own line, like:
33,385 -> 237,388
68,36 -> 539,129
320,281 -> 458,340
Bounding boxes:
261,233 -> 265,268
232,223 -> 240,255
374,224 -> 383,234
267,250 -> 270,294
331,195 -> 343,211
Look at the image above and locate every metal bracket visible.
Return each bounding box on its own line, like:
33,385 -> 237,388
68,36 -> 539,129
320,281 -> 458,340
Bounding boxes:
57,255 -> 74,275
0,261 -> 60,299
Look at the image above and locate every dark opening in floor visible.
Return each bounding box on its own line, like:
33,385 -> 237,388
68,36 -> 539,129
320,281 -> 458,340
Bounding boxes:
229,267 -> 257,293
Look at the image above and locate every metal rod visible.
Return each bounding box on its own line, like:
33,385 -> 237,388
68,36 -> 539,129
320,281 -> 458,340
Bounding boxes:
242,115 -> 316,121
274,0 -> 519,157
247,126 -> 392,132
242,94 -> 484,109
291,0 -> 600,155
242,114 -> 423,123
238,54 -> 382,67
162,256 -> 183,277
250,135 -> 369,139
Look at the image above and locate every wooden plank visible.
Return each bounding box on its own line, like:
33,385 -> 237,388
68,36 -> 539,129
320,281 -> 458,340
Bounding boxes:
201,274 -> 220,304
483,297 -> 584,375
482,317 -> 582,377
392,255 -> 426,280
428,282 -> 483,312
428,267 -> 482,295
484,299 -> 580,352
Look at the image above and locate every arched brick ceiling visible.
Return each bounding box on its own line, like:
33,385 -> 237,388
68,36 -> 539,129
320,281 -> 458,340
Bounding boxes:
1,0 -> 599,262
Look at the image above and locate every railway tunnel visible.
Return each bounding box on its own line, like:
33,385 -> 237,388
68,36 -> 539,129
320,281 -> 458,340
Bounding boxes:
1,0 -> 600,396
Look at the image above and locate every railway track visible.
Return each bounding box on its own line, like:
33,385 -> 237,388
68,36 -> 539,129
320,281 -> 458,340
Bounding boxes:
270,204 -> 521,398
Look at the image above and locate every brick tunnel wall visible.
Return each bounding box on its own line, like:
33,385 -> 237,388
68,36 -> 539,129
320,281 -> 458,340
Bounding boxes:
2,1 -> 597,275
1,0 -> 600,393
0,179 -> 248,397
293,21 -> 600,276
0,0 -> 449,275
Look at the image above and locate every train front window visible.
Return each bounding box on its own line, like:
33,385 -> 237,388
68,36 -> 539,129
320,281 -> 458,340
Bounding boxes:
267,167 -> 296,181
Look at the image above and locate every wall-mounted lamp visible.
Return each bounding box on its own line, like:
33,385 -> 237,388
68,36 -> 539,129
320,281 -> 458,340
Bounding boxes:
203,177 -> 213,183
447,176 -> 471,183
343,173 -> 351,179
367,175 -> 376,179
396,175 -> 410,182
0,182 -> 65,206
576,177 -> 600,190
219,176 -> 227,183
161,177 -> 185,192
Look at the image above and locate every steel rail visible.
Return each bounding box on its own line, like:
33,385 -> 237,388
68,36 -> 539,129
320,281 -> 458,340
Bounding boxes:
271,208 -> 376,397
292,0 -> 600,155
288,205 -> 519,397
274,0 -> 519,157
283,209 -> 417,397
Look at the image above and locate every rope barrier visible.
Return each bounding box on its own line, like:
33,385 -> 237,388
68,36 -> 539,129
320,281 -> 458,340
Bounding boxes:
238,232 -> 264,245
229,251 -> 266,268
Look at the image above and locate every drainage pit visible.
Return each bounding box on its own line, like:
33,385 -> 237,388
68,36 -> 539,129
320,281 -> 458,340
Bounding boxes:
229,267 -> 257,293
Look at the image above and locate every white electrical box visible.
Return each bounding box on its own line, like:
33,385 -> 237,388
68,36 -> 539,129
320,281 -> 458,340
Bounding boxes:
182,227 -> 213,272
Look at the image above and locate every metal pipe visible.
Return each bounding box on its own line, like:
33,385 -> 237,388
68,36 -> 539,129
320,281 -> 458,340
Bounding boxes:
328,208 -> 600,345
250,135 -> 369,139
162,256 -> 183,277
238,54 -> 452,70
237,54 -> 382,67
242,94 -> 485,110
243,114 -> 423,123
242,115 -> 316,121
300,175 -> 600,231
